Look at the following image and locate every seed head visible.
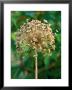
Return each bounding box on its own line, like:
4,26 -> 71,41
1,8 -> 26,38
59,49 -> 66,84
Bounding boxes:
16,19 -> 55,54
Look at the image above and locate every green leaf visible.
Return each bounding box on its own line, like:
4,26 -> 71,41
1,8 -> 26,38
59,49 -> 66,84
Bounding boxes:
44,53 -> 50,69
22,56 -> 34,70
11,32 -> 16,41
11,66 -> 22,79
37,52 -> 45,68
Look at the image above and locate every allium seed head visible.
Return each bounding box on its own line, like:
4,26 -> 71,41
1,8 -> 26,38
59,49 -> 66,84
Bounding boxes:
16,19 -> 55,54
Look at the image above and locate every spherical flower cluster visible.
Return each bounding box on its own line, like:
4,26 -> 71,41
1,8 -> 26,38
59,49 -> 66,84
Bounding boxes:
16,19 -> 55,54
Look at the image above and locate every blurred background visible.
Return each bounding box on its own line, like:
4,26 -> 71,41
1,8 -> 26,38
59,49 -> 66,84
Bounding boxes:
11,11 -> 61,79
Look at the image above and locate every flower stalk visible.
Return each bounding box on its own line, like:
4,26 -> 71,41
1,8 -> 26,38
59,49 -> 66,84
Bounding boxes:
34,48 -> 38,79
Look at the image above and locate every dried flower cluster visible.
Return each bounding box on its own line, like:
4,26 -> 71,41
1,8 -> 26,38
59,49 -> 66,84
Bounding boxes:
16,19 -> 55,54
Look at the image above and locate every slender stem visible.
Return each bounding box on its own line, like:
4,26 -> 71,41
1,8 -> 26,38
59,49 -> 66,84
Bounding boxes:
35,54 -> 38,79
34,48 -> 38,79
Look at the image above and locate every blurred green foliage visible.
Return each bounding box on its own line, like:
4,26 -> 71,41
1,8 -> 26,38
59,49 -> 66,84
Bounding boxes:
11,11 -> 61,79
